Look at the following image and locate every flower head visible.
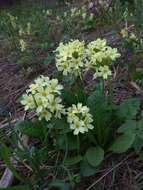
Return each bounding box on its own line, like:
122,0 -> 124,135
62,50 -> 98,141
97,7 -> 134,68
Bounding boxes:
85,38 -> 120,79
21,94 -> 35,110
21,76 -> 65,121
55,40 -> 85,76
93,65 -> 112,80
26,22 -> 31,35
121,28 -> 128,38
67,103 -> 94,135
19,39 -> 27,52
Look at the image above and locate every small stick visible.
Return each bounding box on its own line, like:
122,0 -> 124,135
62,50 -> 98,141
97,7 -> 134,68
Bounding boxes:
0,169 -> 13,187
130,81 -> 143,95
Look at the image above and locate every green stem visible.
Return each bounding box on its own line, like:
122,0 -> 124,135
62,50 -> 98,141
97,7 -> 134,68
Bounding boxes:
63,134 -> 68,164
77,135 -> 80,155
109,79 -> 113,106
100,78 -> 105,96
79,72 -> 87,103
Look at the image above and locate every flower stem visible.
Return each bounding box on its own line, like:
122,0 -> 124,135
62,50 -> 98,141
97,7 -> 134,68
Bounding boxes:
77,135 -> 80,155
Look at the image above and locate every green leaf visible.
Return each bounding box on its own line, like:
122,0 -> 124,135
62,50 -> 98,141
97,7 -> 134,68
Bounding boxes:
43,53 -> 55,65
56,134 -> 77,150
49,179 -> 69,190
75,87 -> 87,104
117,120 -> 137,133
137,119 -> 143,130
110,132 -> 135,153
86,147 -> 104,167
80,157 -> 98,177
65,155 -> 82,166
133,135 -> 143,152
136,131 -> 143,141
15,120 -> 43,137
1,144 -> 24,182
0,186 -> 30,190
87,90 -> 105,116
117,98 -> 140,120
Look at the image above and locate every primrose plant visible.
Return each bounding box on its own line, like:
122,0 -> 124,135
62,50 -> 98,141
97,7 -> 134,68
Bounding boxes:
120,26 -> 143,82
19,38 -> 140,181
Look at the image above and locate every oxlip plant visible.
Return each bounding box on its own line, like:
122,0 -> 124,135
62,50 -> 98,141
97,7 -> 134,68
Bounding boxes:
1,38 -> 143,189
120,26 -> 143,84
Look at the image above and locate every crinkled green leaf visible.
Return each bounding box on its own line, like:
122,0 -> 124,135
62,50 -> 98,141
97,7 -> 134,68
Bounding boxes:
86,147 -> 104,167
117,120 -> 137,133
80,157 -> 99,177
117,98 -> 140,120
56,134 -> 77,150
110,132 -> 135,153
137,119 -> 143,130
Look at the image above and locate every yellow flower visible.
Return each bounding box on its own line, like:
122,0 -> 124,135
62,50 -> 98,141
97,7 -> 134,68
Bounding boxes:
105,47 -> 121,61
38,110 -> 52,121
93,65 -> 112,80
7,13 -> 17,29
67,103 -> 94,135
121,28 -> 128,38
55,40 -> 85,76
19,27 -> 25,36
27,83 -> 41,94
85,38 -> 120,79
19,39 -> 27,52
21,75 -> 65,121
49,79 -> 63,94
35,75 -> 50,86
70,119 -> 85,135
87,39 -> 107,52
21,94 -> 35,110
26,22 -> 31,35
129,33 -> 138,41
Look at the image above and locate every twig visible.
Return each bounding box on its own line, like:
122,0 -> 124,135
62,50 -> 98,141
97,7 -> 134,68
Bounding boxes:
0,169 -> 13,187
0,118 -> 19,129
130,81 -> 143,95
86,153 -> 134,190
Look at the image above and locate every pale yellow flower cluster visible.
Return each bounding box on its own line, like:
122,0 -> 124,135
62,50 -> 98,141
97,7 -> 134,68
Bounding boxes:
19,39 -> 27,52
120,28 -> 138,41
59,5 -> 94,23
7,13 -> 17,29
85,39 -> 121,79
120,28 -> 128,38
42,9 -> 52,16
21,76 -> 65,121
55,40 -> 85,76
67,103 -> 94,135
56,39 -> 120,80
21,76 -> 94,135
26,22 -> 31,35
70,7 -> 81,17
19,22 -> 32,36
18,22 -> 32,52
